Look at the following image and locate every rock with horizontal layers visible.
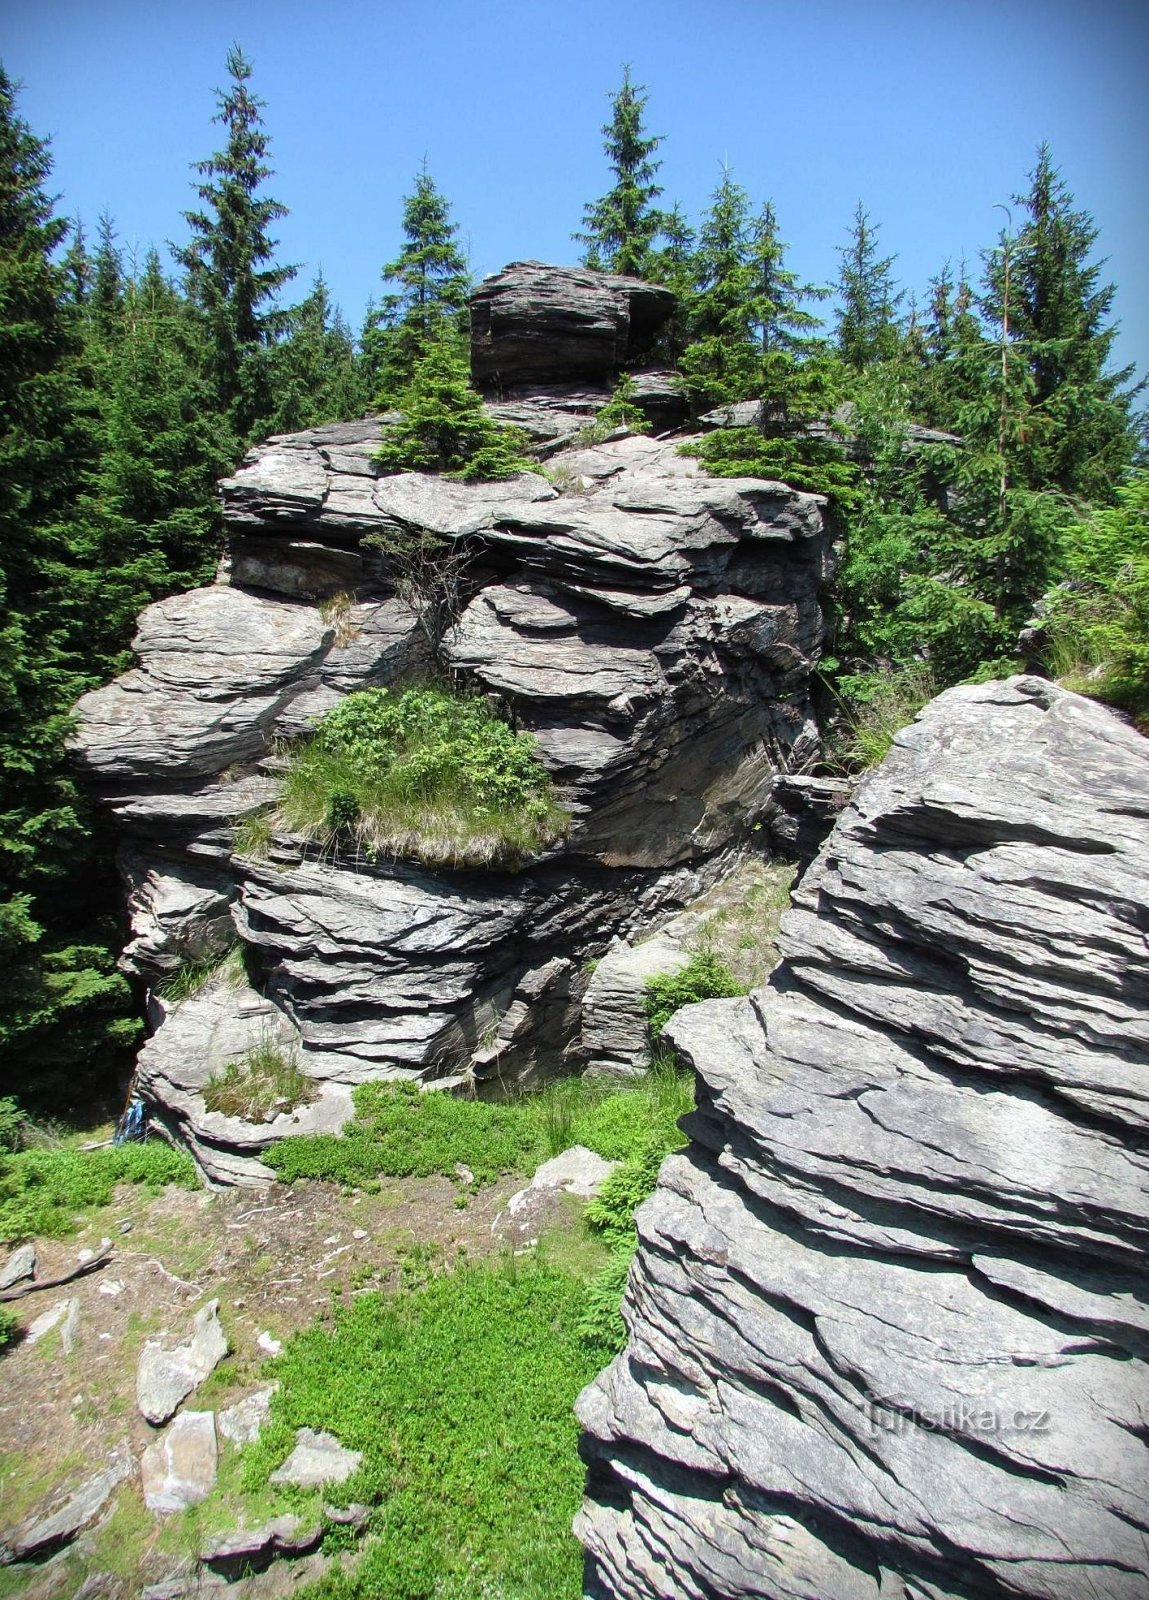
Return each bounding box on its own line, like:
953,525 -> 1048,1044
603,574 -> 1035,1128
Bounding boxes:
580,931 -> 690,1077
2,1452 -> 132,1561
470,261 -> 675,388
69,273 -> 833,1179
141,1412 -> 218,1514
576,678 -> 1149,1600
202,1514 -> 323,1576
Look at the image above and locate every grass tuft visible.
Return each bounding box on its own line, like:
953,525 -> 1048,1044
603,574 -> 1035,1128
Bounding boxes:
203,1034 -> 317,1123
829,664 -> 936,771
255,685 -> 570,869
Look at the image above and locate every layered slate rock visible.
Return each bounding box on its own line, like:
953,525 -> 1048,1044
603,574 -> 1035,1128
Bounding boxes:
69,263 -> 832,1182
576,678 -> 1149,1600
470,261 -> 675,388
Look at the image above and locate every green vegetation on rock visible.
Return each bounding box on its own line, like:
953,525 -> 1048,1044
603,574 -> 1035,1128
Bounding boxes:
261,685 -> 568,867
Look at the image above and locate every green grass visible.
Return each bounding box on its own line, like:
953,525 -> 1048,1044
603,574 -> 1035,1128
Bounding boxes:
265,1066 -> 694,1192
0,1306 -> 17,1349
829,663 -> 937,771
258,685 -> 569,869
155,942 -> 245,1005
243,1259 -> 616,1600
0,1140 -> 198,1245
203,1033 -> 317,1123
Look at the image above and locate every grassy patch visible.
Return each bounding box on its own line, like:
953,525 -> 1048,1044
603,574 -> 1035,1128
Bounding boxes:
0,1140 -> 198,1245
829,664 -> 937,771
259,686 -> 569,868
244,1260 -> 614,1600
203,1033 -> 317,1123
266,1067 -> 694,1194
155,942 -> 245,1005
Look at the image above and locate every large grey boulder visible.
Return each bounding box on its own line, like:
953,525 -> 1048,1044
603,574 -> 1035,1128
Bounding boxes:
269,1428 -> 362,1488
576,678 -> 1149,1600
470,261 -> 675,388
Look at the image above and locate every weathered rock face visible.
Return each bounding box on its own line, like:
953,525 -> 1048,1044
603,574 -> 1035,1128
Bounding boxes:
576,677 -> 1149,1600
470,261 -> 675,389
70,263 -> 831,1183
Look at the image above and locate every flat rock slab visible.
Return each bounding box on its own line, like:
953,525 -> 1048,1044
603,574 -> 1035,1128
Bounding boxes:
4,1451 -> 132,1560
217,1383 -> 279,1447
202,1513 -> 322,1575
137,1299 -> 229,1425
528,1145 -> 618,1199
0,1243 -> 36,1290
25,1296 -> 78,1347
269,1427 -> 361,1488
141,1411 -> 218,1513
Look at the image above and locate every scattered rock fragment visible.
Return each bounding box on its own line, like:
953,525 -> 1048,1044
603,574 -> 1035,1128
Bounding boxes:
269,1427 -> 362,1488
3,1451 -> 132,1561
201,1514 -> 323,1577
0,1243 -> 35,1290
60,1297 -> 81,1354
217,1383 -> 279,1447
141,1411 -> 218,1513
25,1298 -> 70,1346
137,1298 -> 229,1425
256,1330 -> 282,1356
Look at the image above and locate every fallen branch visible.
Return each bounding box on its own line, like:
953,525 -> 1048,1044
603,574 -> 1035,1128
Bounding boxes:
0,1244 -> 114,1301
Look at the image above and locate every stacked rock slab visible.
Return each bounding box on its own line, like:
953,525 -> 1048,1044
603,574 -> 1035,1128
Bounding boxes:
575,677 -> 1149,1600
69,263 -> 831,1183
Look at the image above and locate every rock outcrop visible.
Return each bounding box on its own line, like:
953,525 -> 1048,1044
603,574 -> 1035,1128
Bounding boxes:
70,263 -> 832,1183
576,677 -> 1149,1600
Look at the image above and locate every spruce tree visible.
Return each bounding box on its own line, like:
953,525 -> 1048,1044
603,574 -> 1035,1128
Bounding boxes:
272,273 -> 367,432
678,166 -> 757,409
362,168 -> 470,407
981,146 -> 1140,500
575,66 -> 665,277
175,45 -> 295,445
0,67 -> 135,1097
835,204 -> 902,370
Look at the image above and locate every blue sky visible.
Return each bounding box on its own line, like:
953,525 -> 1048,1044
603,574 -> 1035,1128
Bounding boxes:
5,0 -> 1148,381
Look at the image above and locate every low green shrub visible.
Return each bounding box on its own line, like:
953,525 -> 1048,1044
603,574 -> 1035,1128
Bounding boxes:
0,1141 -> 198,1244
267,686 -> 569,867
644,951 -> 747,1040
574,373 -> 652,446
202,1034 -> 317,1123
266,1063 -> 695,1196
680,426 -> 860,505
0,1097 -> 26,1153
574,1248 -> 632,1354
243,1260 -> 612,1600
266,1080 -> 542,1189
0,1305 -> 18,1350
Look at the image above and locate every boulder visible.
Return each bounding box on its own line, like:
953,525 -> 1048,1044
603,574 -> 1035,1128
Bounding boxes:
136,1299 -> 229,1425
580,931 -> 690,1076
470,261 -> 675,389
217,1383 -> 279,1448
141,1412 -> 218,1514
201,1514 -> 322,1576
576,678 -> 1149,1600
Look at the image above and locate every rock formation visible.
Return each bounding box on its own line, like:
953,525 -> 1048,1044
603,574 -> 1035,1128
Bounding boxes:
576,677 -> 1149,1599
69,262 -> 833,1183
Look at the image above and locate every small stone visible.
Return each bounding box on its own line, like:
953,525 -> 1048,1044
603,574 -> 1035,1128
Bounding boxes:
322,1235 -> 339,1245
351,1229 -> 368,1241
60,1298 -> 81,1354
118,1220 -> 133,1235
98,1280 -> 126,1297
256,1330 -> 282,1356
26,1299 -> 69,1346
136,1299 -> 229,1425
77,1248 -> 95,1264
217,1383 -> 279,1447
0,1243 -> 36,1290
141,1412 -> 218,1513
269,1427 -> 362,1488
529,1145 -> 618,1199
454,1163 -> 475,1186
